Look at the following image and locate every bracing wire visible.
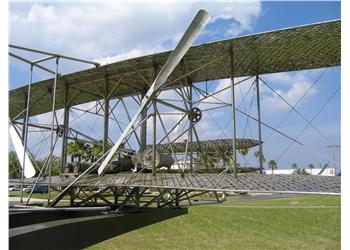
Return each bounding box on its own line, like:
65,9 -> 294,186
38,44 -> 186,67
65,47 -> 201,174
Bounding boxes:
263,68 -> 328,143
276,87 -> 340,163
260,76 -> 334,146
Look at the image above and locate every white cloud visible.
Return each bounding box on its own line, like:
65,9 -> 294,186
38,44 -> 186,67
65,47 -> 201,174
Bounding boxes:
10,2 -> 262,63
208,2 -> 262,36
10,1 -> 264,154
95,49 -> 152,66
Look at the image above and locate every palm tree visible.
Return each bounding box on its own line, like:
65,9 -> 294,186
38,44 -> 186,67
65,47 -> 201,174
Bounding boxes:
90,143 -> 103,162
291,163 -> 298,170
238,148 -> 249,156
236,148 -> 248,168
308,164 -> 314,175
268,160 -> 277,175
221,150 -> 233,168
84,141 -> 115,163
293,168 -> 310,175
197,151 -> 217,170
254,151 -> 266,164
67,140 -> 86,162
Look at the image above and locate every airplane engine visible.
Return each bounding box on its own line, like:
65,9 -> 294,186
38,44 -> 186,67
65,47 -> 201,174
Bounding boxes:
142,148 -> 174,170
63,157 -> 135,175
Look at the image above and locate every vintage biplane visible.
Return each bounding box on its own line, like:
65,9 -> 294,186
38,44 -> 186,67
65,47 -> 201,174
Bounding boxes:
9,10 -> 340,209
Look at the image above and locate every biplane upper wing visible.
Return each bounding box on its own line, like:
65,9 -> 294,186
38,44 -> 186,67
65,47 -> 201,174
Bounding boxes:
9,20 -> 340,119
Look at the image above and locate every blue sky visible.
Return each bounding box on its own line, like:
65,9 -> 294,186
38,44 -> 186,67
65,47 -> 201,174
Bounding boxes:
8,1 -> 341,172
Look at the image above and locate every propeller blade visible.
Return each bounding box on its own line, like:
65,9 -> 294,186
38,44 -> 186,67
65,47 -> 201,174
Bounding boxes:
9,121 -> 36,178
98,10 -> 210,175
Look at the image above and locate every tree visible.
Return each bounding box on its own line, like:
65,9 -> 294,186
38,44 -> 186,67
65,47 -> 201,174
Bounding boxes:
268,160 -> 277,175
84,140 -> 114,162
197,151 -> 217,170
291,163 -> 298,170
254,151 -> 266,164
90,144 -> 103,162
221,150 -> 233,168
67,141 -> 86,162
293,168 -> 310,175
238,147 -> 249,156
50,156 -> 61,176
308,163 -> 314,175
36,156 -> 61,176
9,151 -> 20,179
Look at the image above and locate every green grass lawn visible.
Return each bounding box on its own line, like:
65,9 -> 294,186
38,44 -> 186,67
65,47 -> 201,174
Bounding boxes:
216,194 -> 341,207
87,194 -> 340,250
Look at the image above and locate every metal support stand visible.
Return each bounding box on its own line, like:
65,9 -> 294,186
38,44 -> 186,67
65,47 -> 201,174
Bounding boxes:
256,75 -> 264,174
48,57 -> 59,206
157,195 -> 161,208
69,188 -> 75,206
20,64 -> 33,204
135,187 -> 140,209
229,47 -> 237,178
175,189 -> 180,207
114,191 -> 119,205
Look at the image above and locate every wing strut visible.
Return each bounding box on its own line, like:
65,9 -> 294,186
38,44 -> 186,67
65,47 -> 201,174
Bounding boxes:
98,9 -> 210,175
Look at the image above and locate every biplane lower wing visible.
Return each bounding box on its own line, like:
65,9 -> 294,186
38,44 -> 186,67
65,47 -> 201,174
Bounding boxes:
10,173 -> 340,195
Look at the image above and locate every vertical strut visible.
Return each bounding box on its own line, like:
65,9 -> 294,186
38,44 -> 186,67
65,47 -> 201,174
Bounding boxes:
152,64 -> 158,176
48,57 -> 59,205
256,75 -> 264,174
21,95 -> 27,142
229,46 -> 237,178
103,78 -> 110,153
61,85 -> 70,173
152,101 -> 157,176
20,64 -> 33,204
188,80 -> 193,172
140,91 -> 147,153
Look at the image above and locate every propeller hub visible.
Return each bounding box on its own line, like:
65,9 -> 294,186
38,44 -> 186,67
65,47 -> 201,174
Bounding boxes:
188,107 -> 202,123
56,125 -> 64,137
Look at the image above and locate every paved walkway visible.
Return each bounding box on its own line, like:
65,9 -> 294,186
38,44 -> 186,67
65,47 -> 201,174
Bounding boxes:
9,197 -> 70,207
212,205 -> 340,209
180,193 -> 300,206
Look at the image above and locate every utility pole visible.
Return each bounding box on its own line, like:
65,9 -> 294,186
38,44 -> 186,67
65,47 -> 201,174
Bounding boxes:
327,145 -> 340,176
